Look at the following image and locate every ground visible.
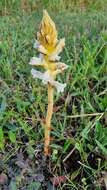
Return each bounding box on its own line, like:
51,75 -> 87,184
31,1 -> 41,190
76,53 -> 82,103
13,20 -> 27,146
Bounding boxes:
0,2 -> 107,190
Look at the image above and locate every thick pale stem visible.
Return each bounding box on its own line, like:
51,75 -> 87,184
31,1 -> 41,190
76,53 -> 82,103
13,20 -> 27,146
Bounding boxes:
44,83 -> 54,156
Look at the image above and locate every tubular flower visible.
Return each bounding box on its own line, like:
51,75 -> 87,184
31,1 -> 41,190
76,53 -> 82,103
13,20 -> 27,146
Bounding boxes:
29,10 -> 68,156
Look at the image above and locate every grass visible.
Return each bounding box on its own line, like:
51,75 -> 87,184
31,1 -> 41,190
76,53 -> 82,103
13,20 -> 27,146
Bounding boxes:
0,1 -> 107,190
1,0 -> 107,14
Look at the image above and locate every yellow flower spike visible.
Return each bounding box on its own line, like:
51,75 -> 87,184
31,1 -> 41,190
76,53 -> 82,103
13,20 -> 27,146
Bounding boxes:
38,10 -> 58,51
29,10 -> 68,156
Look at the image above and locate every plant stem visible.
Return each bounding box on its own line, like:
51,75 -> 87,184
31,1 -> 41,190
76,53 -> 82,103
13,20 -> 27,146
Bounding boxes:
44,83 -> 54,156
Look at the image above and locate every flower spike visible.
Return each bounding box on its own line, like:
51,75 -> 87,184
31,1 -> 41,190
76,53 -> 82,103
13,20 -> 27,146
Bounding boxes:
37,10 -> 58,50
29,10 -> 68,156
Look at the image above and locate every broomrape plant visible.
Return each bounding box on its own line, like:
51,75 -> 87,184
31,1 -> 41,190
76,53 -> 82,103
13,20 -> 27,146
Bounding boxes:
29,10 -> 68,156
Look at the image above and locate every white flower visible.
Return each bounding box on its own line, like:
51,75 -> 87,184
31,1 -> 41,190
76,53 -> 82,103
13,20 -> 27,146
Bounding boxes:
49,54 -> 61,61
39,53 -> 44,59
53,81 -> 66,93
42,71 -> 52,84
33,40 -> 48,55
33,40 -> 40,49
31,69 -> 66,93
38,45 -> 48,54
31,69 -> 48,81
57,62 -> 68,71
29,57 -> 43,66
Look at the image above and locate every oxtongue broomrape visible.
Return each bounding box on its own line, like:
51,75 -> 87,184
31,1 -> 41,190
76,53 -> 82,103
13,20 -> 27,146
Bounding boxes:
29,10 -> 68,156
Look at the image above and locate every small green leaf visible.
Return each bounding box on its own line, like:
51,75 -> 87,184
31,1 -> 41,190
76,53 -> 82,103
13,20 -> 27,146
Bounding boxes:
16,99 -> 30,113
81,121 -> 92,140
0,96 -> 7,116
9,131 -> 16,143
95,122 -> 107,146
0,127 -> 4,142
26,144 -> 35,159
75,142 -> 82,153
96,140 -> 107,156
9,180 -> 17,190
95,121 -> 103,141
63,139 -> 72,153
70,168 -> 81,181
0,142 -> 4,149
27,181 -> 41,190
